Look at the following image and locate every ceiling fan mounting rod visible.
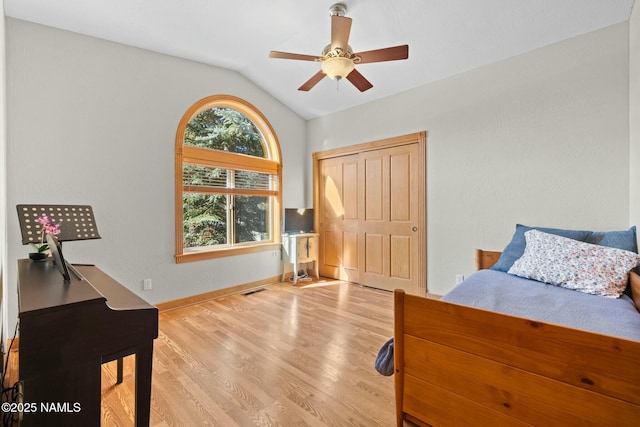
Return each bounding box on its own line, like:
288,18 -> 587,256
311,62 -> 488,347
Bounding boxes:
329,3 -> 347,17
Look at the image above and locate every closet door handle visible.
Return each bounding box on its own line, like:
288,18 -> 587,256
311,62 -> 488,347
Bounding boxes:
412,227 -> 418,232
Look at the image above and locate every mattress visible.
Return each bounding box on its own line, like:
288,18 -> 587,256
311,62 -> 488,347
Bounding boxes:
442,269 -> 640,341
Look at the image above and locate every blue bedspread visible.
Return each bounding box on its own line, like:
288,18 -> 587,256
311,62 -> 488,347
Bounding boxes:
442,270 -> 640,341
375,270 -> 640,375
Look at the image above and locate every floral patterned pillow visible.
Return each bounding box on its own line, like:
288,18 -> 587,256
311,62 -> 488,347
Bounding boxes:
508,230 -> 640,298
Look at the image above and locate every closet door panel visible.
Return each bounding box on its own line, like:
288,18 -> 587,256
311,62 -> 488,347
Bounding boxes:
318,155 -> 359,281
315,132 -> 426,294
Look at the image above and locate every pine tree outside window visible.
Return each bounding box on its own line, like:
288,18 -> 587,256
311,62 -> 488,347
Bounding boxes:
175,95 -> 282,263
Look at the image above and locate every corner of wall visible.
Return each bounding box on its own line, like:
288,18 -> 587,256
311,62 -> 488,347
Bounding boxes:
630,3 -> 640,228
0,0 -> 8,368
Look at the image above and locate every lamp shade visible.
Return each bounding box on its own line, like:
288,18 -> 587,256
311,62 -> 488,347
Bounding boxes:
321,57 -> 355,80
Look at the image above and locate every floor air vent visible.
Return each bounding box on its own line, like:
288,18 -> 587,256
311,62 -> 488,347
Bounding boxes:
242,288 -> 267,296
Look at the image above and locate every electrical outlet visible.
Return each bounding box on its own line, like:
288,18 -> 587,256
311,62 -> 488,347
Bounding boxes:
455,274 -> 464,285
143,278 -> 152,291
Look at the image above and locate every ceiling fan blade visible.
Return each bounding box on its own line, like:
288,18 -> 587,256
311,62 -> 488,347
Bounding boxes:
346,69 -> 373,92
298,70 -> 326,91
331,15 -> 352,50
354,45 -> 409,64
269,51 -> 319,61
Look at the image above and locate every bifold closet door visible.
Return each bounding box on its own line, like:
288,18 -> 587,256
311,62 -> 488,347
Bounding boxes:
317,154 -> 360,282
316,135 -> 424,295
358,143 -> 420,292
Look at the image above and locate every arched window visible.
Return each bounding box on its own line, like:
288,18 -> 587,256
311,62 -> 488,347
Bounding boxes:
175,95 -> 282,263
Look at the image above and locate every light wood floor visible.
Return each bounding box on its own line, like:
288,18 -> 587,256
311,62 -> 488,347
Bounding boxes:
100,278 -> 396,426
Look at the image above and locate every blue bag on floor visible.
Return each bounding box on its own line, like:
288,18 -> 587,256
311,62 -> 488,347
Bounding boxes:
374,338 -> 394,376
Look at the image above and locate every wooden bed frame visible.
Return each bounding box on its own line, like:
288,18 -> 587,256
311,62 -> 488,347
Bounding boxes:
393,249 -> 640,426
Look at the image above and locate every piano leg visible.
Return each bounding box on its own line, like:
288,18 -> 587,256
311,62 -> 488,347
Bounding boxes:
116,357 -> 123,384
135,341 -> 154,427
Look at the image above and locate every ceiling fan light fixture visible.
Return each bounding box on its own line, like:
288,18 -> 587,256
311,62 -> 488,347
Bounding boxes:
321,56 -> 355,80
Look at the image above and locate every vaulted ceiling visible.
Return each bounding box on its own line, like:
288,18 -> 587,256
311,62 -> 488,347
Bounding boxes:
5,0 -> 636,119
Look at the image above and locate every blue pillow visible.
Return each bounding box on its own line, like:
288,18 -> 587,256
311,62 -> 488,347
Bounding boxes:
492,224 -> 639,273
491,224 -> 592,272
585,226 -> 637,253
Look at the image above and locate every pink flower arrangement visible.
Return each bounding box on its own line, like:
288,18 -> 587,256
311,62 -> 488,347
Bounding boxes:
31,215 -> 61,253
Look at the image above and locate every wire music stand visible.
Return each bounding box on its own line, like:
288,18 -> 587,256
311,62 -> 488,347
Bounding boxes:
16,204 -> 101,245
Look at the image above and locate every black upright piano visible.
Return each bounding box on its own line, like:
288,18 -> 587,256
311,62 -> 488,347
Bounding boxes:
17,258 -> 158,426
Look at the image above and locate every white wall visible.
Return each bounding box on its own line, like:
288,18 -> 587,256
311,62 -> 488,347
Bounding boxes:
5,18 -> 307,332
630,3 -> 640,228
0,0 -> 7,346
4,15 -> 635,320
308,24 -> 630,296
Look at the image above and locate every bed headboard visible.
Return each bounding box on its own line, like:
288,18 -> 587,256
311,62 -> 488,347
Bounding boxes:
474,249 -> 501,270
630,270 -> 640,312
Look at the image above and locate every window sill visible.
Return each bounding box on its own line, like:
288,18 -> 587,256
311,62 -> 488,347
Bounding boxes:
175,242 -> 281,263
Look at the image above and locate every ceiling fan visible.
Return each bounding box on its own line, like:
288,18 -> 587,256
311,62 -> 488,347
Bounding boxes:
269,3 -> 409,92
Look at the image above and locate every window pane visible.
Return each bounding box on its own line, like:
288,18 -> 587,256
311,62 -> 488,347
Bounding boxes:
184,107 -> 266,157
234,170 -> 274,190
234,196 -> 269,244
183,193 -> 228,248
183,164 -> 227,188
